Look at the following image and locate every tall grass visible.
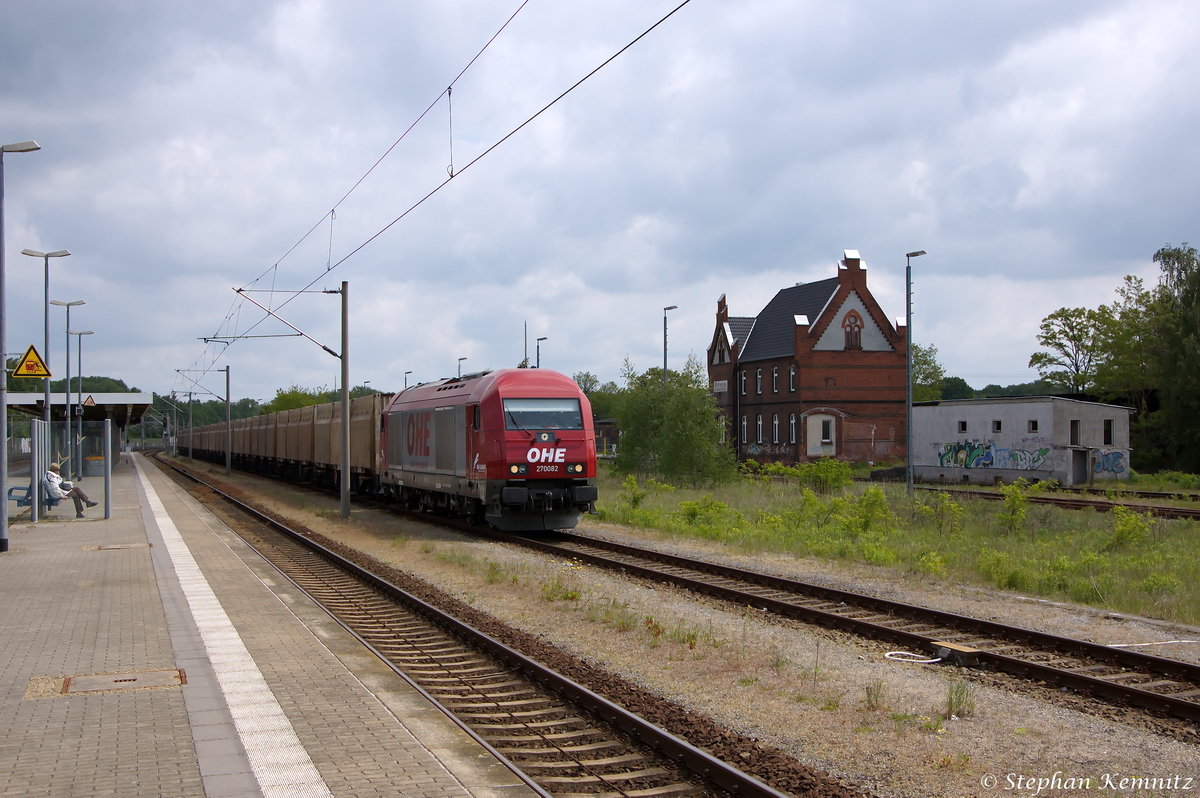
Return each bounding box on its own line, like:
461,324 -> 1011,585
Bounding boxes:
594,467 -> 1200,624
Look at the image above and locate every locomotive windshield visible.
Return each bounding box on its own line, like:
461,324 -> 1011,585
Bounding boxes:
503,398 -> 584,430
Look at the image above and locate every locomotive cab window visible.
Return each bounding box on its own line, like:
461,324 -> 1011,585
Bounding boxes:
502,398 -> 583,430
470,404 -> 480,431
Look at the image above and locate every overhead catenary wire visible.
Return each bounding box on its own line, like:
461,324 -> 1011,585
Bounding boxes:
203,0 -> 696,375
179,1 -> 534,393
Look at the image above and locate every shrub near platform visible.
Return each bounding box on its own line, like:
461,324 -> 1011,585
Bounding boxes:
593,467 -> 1200,625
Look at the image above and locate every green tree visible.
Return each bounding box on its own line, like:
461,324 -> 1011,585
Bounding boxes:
911,344 -> 946,401
613,355 -> 735,485
260,384 -> 328,415
1028,307 -> 1103,392
940,376 -> 976,400
1092,276 -> 1162,418
1153,243 -> 1200,468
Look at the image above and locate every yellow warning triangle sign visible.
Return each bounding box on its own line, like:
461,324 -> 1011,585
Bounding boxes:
83,395 -> 96,407
13,345 -> 51,378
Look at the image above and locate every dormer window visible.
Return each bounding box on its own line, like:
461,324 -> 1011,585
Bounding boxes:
843,311 -> 863,350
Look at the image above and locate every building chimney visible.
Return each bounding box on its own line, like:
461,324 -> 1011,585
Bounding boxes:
717,293 -> 729,323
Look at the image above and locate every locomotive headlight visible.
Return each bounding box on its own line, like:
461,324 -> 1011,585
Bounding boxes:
567,463 -> 585,473
510,464 -> 529,475
510,464 -> 519,474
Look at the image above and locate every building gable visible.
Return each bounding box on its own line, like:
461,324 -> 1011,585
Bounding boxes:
812,290 -> 896,352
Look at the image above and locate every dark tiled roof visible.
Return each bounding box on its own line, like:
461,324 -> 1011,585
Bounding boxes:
728,317 -> 755,348
738,277 -> 839,363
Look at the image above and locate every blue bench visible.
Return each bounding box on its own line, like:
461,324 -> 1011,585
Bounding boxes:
7,485 -> 61,511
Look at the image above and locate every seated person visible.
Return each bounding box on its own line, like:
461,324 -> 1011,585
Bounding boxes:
44,463 -> 98,518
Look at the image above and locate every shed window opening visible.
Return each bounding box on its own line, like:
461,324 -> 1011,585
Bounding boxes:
957,421 -> 967,434
821,419 -> 832,444
1028,419 -> 1038,433
1069,419 -> 1081,446
502,398 -> 583,431
992,420 -> 1002,433
1103,419 -> 1114,446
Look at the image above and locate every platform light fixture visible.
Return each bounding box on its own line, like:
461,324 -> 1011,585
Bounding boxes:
51,300 -> 85,476
536,337 -> 547,369
1,140 -> 42,551
70,329 -> 93,479
905,250 -> 926,497
458,357 -> 467,378
22,248 -> 71,431
404,370 -> 412,389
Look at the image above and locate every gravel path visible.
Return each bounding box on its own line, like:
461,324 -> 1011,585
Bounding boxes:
184,462 -> 1200,798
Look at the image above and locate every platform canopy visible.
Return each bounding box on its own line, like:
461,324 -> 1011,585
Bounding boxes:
6,393 -> 155,426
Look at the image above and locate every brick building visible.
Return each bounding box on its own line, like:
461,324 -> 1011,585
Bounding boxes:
707,250 -> 907,464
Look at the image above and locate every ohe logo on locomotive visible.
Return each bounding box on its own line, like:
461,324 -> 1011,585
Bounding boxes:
406,411 -> 431,457
527,447 -> 566,463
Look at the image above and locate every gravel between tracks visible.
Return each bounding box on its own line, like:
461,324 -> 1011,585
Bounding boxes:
175,460 -> 1200,798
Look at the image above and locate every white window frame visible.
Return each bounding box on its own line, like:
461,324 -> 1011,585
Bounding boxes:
772,414 -> 779,443
789,365 -> 795,392
756,369 -> 762,394
772,367 -> 778,393
756,415 -> 763,444
789,413 -> 796,444
740,371 -> 746,395
741,415 -> 747,443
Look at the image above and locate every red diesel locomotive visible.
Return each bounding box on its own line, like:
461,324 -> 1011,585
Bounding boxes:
381,368 -> 598,531
179,367 -> 598,532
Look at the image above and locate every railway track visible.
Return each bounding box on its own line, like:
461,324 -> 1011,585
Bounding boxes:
475,528 -> 1200,727
163,452 -> 1200,731
914,485 -> 1200,520
151,455 -> 831,798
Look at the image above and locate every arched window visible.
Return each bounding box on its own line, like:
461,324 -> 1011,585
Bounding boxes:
772,414 -> 779,443
756,369 -> 762,394
789,365 -> 796,392
842,310 -> 863,350
756,415 -> 763,444
772,367 -> 778,393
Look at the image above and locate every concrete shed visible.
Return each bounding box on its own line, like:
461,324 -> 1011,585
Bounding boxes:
913,396 -> 1133,486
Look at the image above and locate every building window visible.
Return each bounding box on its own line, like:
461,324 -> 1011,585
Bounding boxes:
789,413 -> 796,444
842,310 -> 863,350
957,421 -> 967,434
1028,419 -> 1039,433
1103,419 -> 1114,446
756,369 -> 762,394
772,367 -> 778,393
992,420 -> 1002,433
720,420 -> 726,444
741,416 -> 747,444
740,371 -> 746,395
821,419 -> 833,444
772,414 -> 779,443
789,365 -> 795,392
756,415 -> 763,444
1070,419 -> 1081,446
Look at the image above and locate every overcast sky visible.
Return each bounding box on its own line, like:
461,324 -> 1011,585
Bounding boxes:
2,0 -> 1197,404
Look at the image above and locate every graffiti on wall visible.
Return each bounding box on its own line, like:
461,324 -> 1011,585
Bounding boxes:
937,440 -> 1050,470
1094,449 -> 1126,475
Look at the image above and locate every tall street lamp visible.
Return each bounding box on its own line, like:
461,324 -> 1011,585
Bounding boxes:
1,139 -> 41,553
457,357 -> 467,378
22,248 -> 71,434
536,337 -> 547,369
51,299 -> 84,477
663,305 -> 677,386
70,329 -> 93,479
905,250 -> 926,497
404,370 -> 412,389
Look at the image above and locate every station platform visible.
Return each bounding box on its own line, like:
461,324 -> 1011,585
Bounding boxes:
0,452 -> 539,798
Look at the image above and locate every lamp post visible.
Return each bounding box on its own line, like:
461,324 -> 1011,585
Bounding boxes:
663,305 -> 677,386
536,337 -> 547,369
70,329 -> 93,479
905,250 -> 926,497
404,370 -> 412,389
52,300 -> 84,475
21,249 -> 71,435
1,140 -> 41,552
457,357 -> 467,378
